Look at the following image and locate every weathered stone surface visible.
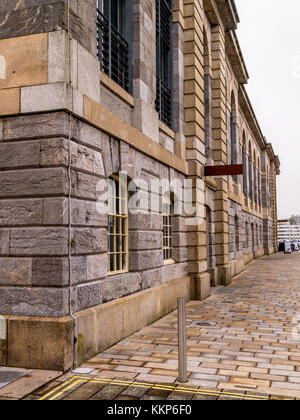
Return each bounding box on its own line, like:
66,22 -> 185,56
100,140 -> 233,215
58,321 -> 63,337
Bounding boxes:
70,142 -> 104,175
43,198 -> 69,225
32,257 -> 69,287
0,141 -> 40,169
0,258 -> 32,286
48,30 -> 69,83
0,3 -> 66,40
0,33 -> 48,89
0,88 -> 20,116
100,85 -> 132,124
129,250 -> 164,272
72,171 -> 103,200
2,112 -> 71,141
40,138 -> 69,166
0,168 -> 69,197
72,199 -> 108,227
102,273 -> 141,303
0,199 -> 42,226
141,268 -> 162,290
129,213 -> 162,231
78,120 -> 103,151
173,247 -> 188,263
7,315 -> 74,371
161,262 -> 188,284
0,229 -> 10,255
72,282 -> 102,312
71,228 -> 108,255
77,42 -> 101,103
21,82 -> 73,113
10,228 -> 69,256
87,254 -> 107,281
129,231 -> 163,250
0,287 -> 69,317
70,256 -> 87,285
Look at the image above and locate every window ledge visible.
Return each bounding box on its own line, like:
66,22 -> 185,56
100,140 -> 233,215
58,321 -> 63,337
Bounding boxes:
164,259 -> 175,266
100,71 -> 135,107
159,121 -> 176,140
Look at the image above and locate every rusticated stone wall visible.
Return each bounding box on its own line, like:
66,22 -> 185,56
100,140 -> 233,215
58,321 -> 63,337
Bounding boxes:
0,110 -> 189,318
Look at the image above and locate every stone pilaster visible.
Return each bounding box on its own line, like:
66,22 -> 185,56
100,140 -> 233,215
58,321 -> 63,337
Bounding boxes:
210,23 -> 230,284
183,0 -> 210,299
131,0 -> 159,142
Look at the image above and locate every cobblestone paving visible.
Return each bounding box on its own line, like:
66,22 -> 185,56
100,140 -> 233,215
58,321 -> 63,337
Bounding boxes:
37,252 -> 300,399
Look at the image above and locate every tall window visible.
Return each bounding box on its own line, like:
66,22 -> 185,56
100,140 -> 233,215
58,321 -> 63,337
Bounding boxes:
245,221 -> 249,248
162,196 -> 173,262
248,143 -> 253,201
108,175 -> 128,274
242,133 -> 247,196
156,0 -> 172,128
97,0 -> 131,92
235,216 -> 239,251
254,154 -> 257,204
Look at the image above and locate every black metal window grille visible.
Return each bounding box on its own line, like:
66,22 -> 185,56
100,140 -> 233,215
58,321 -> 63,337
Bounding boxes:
97,0 -> 130,93
156,0 -> 172,128
242,147 -> 247,196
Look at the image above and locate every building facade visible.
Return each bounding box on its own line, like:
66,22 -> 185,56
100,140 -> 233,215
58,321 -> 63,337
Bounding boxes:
278,220 -> 300,243
0,0 -> 280,371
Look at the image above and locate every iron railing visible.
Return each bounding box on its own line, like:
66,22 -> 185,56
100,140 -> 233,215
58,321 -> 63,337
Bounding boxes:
156,78 -> 172,128
97,9 -> 130,93
156,0 -> 172,128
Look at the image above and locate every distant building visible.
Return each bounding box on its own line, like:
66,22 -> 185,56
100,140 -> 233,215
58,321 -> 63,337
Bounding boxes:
290,215 -> 300,225
278,220 -> 300,242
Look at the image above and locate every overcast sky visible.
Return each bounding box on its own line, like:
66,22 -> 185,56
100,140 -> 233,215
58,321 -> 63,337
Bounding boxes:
235,0 -> 300,219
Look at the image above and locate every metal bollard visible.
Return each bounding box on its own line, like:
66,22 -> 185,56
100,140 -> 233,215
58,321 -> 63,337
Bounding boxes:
178,297 -> 188,383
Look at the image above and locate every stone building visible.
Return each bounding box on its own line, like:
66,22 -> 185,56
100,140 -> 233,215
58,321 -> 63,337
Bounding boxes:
0,0 -> 280,371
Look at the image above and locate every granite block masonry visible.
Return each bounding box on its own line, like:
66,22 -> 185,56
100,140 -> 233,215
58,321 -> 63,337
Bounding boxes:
0,0 -> 280,371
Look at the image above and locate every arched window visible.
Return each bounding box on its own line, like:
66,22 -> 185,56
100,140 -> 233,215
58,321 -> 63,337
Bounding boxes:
258,157 -> 261,207
235,215 -> 239,251
108,175 -> 129,274
245,221 -> 249,248
230,92 -> 237,172
206,206 -> 213,268
248,142 -> 253,201
242,132 -> 247,196
254,151 -> 257,204
162,195 -> 173,262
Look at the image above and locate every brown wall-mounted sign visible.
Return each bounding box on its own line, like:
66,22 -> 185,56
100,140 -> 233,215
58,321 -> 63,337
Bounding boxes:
204,164 -> 243,177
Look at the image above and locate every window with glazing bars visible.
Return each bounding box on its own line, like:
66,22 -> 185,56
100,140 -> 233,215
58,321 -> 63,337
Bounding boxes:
162,198 -> 173,261
156,0 -> 172,128
97,0 -> 131,92
108,175 -> 128,274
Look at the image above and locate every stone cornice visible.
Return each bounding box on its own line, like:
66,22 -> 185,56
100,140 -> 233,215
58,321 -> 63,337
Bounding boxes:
225,30 -> 249,84
215,0 -> 240,29
238,85 -> 266,150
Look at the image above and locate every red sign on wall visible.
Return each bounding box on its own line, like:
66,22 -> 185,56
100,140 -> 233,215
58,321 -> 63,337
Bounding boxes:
204,164 -> 243,177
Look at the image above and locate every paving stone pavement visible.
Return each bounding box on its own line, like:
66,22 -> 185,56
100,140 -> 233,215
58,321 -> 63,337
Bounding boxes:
2,252 -> 300,400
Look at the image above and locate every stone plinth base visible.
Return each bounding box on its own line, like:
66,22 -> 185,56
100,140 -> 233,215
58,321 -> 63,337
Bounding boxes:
0,276 -> 190,371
